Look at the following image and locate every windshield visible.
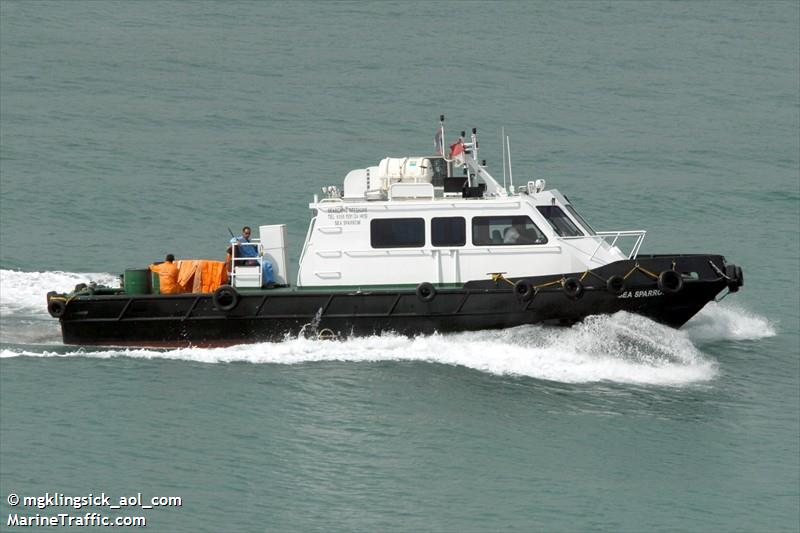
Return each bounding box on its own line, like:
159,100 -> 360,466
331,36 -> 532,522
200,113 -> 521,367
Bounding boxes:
537,206 -> 583,237
564,204 -> 596,236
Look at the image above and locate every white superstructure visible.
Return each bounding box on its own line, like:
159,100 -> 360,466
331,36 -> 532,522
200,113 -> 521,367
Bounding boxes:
257,121 -> 646,290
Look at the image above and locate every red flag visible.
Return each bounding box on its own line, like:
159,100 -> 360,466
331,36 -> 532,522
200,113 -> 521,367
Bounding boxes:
449,140 -> 464,158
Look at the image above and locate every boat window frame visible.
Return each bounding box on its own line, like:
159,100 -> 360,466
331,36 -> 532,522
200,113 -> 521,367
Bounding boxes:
431,216 -> 466,247
471,215 -> 548,246
564,204 -> 597,236
536,205 -> 584,237
370,217 -> 426,249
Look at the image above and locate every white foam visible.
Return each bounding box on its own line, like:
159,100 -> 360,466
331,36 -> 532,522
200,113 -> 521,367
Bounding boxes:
0,312 -> 718,386
0,269 -> 119,317
683,301 -> 777,342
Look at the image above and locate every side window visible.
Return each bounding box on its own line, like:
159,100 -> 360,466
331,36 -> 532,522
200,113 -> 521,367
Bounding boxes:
537,206 -> 583,237
371,218 -> 425,248
431,217 -> 466,247
472,216 -> 548,246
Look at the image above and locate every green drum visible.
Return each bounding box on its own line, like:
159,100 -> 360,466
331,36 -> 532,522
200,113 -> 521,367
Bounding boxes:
123,269 -> 151,295
151,271 -> 161,294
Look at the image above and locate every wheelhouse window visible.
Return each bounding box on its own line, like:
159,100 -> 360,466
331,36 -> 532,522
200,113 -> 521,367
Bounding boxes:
431,217 -> 466,247
537,206 -> 583,237
371,218 -> 425,248
564,204 -> 596,236
472,216 -> 548,246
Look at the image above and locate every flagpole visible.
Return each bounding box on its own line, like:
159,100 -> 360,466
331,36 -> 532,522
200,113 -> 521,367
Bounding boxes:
438,114 -> 454,164
440,114 -> 445,152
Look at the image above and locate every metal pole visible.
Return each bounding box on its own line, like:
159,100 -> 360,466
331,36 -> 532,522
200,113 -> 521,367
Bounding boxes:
501,127 -> 506,190
506,136 -> 514,193
439,114 -> 445,158
471,127 -> 478,162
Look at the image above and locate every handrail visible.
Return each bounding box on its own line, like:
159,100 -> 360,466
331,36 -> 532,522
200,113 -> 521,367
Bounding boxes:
229,240 -> 263,286
297,216 -> 317,286
230,239 -> 262,266
589,230 -> 647,260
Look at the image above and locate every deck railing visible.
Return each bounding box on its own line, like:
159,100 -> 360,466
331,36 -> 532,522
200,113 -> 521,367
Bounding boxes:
229,239 -> 263,287
592,230 -> 647,260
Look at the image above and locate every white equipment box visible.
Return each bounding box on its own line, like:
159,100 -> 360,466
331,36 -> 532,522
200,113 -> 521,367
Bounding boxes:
259,224 -> 289,286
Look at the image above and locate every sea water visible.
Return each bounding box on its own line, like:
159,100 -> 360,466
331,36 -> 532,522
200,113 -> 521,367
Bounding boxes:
1,2 -> 798,531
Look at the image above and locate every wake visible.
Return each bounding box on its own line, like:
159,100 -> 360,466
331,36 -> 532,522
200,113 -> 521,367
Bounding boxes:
0,269 -> 777,386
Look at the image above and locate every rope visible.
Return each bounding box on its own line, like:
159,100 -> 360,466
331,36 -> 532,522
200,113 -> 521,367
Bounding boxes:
581,269 -> 607,283
621,263 -> 659,281
490,273 -> 516,287
491,260 -> 662,292
534,278 -> 564,290
622,266 -> 638,280
708,260 -> 729,280
637,266 -> 660,280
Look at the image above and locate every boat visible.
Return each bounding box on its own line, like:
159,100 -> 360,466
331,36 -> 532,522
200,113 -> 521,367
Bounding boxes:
46,117 -> 744,347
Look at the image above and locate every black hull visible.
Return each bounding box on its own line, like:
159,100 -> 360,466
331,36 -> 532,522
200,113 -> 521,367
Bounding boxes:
55,255 -> 739,347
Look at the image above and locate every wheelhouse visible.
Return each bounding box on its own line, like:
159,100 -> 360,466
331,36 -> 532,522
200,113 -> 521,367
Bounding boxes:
293,121 -> 645,289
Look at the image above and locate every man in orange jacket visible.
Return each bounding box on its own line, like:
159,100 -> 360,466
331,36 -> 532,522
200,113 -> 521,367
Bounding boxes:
149,254 -> 181,294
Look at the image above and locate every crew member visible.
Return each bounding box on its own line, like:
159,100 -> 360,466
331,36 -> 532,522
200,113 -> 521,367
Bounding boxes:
230,226 -> 259,266
149,254 -> 181,294
227,226 -> 276,288
503,226 -> 520,244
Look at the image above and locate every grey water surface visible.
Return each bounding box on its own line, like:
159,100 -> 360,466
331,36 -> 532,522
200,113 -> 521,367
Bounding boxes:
1,2 -> 798,531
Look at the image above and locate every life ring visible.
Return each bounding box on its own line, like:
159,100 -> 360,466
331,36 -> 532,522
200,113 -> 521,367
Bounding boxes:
563,277 -> 584,300
416,282 -> 436,303
47,298 -> 66,318
514,279 -> 534,302
606,275 -> 626,296
213,285 -> 240,312
657,270 -> 683,294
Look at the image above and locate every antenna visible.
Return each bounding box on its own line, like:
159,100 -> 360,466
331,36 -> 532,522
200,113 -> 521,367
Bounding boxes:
506,135 -> 514,193
501,127 -> 506,190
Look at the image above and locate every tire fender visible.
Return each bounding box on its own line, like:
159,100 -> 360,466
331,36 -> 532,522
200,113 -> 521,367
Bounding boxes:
514,279 -> 534,302
606,275 -> 626,296
657,270 -> 683,294
213,285 -> 240,312
563,277 -> 584,300
416,282 -> 436,303
47,298 -> 67,318
725,264 -> 744,292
